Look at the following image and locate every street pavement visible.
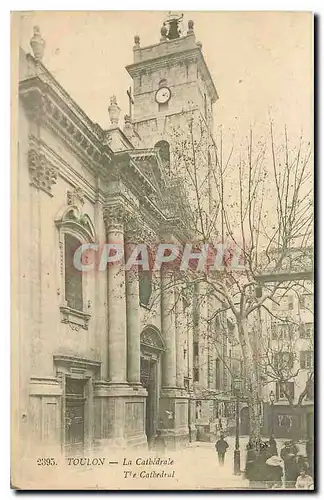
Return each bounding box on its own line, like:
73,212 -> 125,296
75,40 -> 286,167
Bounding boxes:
26,436 -> 307,490
169,439 -> 250,489
168,436 -> 307,490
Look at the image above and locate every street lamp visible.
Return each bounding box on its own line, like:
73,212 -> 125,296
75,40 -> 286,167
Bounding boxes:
269,390 -> 275,436
233,377 -> 241,475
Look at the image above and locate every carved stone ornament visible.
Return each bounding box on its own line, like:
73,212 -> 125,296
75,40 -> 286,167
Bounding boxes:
28,148 -> 58,195
108,95 -> 121,126
133,35 -> 140,49
30,26 -> 45,61
160,23 -> 168,41
187,20 -> 194,35
67,186 -> 85,208
60,305 -> 90,330
56,205 -> 96,243
140,328 -> 165,351
123,114 -> 133,139
103,204 -> 131,231
124,217 -> 143,243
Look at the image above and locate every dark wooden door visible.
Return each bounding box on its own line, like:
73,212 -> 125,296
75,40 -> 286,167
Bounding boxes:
65,399 -> 85,455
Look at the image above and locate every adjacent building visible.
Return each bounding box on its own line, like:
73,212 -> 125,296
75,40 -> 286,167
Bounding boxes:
257,249 -> 314,439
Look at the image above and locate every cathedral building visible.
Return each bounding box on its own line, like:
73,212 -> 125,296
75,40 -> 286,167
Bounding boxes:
14,14 -> 233,457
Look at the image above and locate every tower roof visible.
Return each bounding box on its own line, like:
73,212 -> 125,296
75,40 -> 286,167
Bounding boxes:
126,16 -> 219,104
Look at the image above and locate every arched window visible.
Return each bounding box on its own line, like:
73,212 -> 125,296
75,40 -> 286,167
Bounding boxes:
155,140 -> 170,174
158,79 -> 167,88
55,203 -> 96,329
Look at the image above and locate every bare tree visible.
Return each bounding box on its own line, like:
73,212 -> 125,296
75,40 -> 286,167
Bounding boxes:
167,111 -> 313,440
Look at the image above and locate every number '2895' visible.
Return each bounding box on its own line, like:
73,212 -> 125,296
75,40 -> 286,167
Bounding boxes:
36,458 -> 57,466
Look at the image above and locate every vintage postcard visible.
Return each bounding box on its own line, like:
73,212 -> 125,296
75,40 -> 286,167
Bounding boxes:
11,10 -> 314,490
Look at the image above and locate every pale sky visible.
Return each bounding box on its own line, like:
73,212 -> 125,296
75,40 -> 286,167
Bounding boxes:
16,11 -> 313,142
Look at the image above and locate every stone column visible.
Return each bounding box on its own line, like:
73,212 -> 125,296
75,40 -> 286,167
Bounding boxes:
175,289 -> 185,388
161,271 -> 177,388
125,222 -> 141,385
104,205 -> 127,384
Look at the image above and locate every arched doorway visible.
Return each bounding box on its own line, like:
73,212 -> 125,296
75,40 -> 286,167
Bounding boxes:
140,326 -> 165,447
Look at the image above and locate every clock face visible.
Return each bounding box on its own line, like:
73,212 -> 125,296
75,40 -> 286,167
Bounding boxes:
155,87 -> 171,104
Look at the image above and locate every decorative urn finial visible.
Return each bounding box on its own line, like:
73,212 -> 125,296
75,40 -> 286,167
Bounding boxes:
108,96 -> 121,126
160,23 -> 167,41
133,35 -> 140,49
196,40 -> 203,49
30,26 -> 45,61
187,20 -> 194,35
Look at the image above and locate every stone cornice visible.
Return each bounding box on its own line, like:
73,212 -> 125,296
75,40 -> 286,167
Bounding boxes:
114,151 -> 157,196
25,54 -> 105,144
19,76 -> 112,177
19,54 -> 197,243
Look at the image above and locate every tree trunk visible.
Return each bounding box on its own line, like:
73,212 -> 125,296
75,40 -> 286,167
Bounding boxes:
238,318 -> 261,441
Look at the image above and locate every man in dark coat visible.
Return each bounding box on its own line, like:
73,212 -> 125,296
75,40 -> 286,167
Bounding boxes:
215,434 -> 229,466
245,438 -> 257,481
281,442 -> 299,488
268,435 -> 278,457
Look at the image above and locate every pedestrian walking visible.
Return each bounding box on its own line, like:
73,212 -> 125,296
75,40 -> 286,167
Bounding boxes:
245,438 -> 257,482
215,434 -> 229,466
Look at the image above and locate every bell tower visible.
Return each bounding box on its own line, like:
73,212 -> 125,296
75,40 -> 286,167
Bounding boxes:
126,13 -> 218,150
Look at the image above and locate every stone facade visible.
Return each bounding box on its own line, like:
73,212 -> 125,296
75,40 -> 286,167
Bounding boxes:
15,18 -> 231,459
